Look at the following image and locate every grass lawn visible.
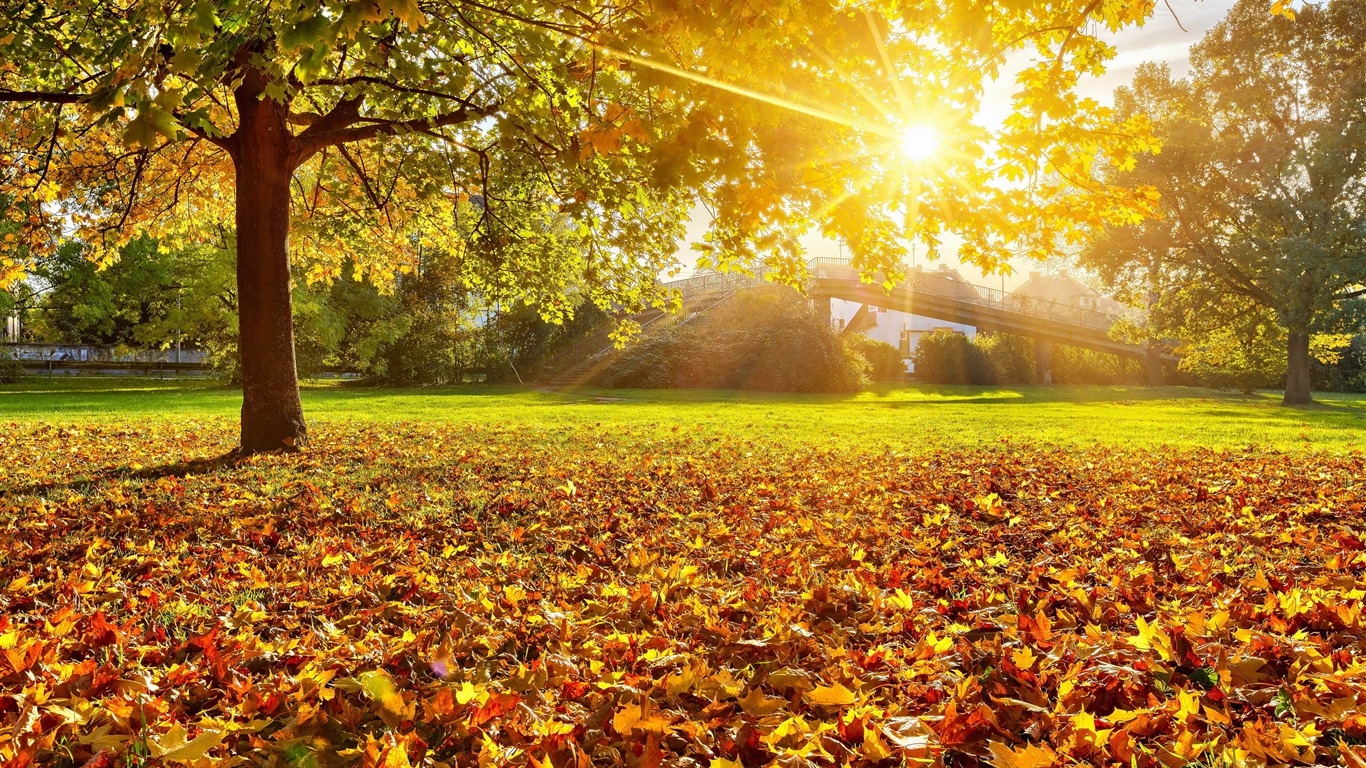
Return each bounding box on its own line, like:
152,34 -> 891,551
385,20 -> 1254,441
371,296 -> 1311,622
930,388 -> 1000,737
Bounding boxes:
2,375 -> 1365,452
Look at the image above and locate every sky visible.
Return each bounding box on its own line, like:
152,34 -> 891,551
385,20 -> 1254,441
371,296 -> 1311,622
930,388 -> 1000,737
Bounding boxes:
672,0 -> 1239,289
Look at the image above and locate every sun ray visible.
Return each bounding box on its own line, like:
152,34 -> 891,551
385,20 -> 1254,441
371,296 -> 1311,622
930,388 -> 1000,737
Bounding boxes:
803,44 -> 900,124
864,10 -> 914,125
594,44 -> 902,141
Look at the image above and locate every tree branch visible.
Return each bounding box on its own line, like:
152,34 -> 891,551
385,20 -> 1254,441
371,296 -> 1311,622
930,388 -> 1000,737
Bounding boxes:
313,75 -> 473,103
336,144 -> 392,226
295,95 -> 364,143
297,102 -> 498,157
0,89 -> 85,104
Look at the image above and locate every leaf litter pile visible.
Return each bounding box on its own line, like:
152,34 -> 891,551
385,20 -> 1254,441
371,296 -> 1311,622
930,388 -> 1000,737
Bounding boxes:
4,421 -> 1366,768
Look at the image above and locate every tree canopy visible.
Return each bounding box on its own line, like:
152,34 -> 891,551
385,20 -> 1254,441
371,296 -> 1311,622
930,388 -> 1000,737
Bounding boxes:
1082,0 -> 1366,404
1,0 -> 1165,449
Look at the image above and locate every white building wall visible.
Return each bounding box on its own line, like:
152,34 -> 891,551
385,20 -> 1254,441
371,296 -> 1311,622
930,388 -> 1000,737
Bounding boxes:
828,298 -> 976,373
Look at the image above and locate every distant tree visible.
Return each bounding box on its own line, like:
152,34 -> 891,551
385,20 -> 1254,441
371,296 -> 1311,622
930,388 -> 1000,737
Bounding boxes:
0,0 -> 1165,450
913,330 -> 994,385
843,334 -> 905,382
25,238 -> 241,369
1082,0 -> 1366,405
27,237 -> 173,346
603,288 -> 865,392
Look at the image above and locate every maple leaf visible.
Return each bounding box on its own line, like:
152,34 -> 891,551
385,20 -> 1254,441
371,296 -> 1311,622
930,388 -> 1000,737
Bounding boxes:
147,724 -> 226,763
988,741 -> 1058,768
805,683 -> 857,707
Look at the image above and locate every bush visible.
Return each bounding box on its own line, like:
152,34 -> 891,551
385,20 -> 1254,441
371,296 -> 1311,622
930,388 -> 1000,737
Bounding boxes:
912,330 -> 994,384
843,335 -> 906,381
974,333 -> 1036,385
916,330 -> 1147,387
1178,323 -> 1285,394
1051,345 -> 1147,385
601,287 -> 864,393
0,350 -> 24,383
486,302 -> 612,383
1311,334 -> 1366,392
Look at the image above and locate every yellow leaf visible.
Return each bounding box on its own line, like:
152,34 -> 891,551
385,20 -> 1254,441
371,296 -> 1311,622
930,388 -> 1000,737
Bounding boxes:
888,588 -> 915,611
987,741 -> 1057,768
149,724 -> 226,763
805,682 -> 856,707
738,686 -> 785,716
454,680 -> 480,705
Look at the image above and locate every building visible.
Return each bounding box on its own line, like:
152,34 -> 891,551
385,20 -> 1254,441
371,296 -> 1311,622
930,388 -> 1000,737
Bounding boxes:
1008,270 -> 1124,315
828,264 -> 978,374
829,266 -> 1125,376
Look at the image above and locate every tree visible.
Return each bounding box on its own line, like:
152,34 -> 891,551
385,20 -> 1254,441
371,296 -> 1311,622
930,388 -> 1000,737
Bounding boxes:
601,287 -> 866,392
22,237 -> 241,369
1082,0 -> 1366,405
1,0 -> 1163,451
912,330 -> 995,385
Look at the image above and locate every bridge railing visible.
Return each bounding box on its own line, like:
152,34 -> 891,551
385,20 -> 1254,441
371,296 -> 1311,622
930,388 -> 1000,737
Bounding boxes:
663,268 -> 770,300
662,258 -> 1127,335
808,258 -> 1123,333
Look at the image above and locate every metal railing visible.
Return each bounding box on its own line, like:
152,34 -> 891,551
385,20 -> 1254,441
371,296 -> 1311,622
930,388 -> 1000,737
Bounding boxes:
663,258 -> 1125,334
661,268 -> 771,300
540,258 -> 1132,380
811,258 -> 1124,333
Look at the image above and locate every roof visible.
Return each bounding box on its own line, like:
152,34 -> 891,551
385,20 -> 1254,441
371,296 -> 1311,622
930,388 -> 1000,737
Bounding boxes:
1010,271 -> 1123,313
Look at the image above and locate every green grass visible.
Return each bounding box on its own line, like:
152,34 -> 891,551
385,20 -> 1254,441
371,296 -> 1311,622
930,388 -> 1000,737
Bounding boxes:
2,375 -> 1365,452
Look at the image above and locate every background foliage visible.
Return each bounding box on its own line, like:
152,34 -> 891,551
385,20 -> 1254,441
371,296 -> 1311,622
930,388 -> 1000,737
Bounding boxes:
600,288 -> 866,393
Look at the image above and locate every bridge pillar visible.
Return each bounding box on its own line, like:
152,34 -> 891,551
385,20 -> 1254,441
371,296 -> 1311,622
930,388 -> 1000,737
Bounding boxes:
813,295 -> 832,328
1035,339 -> 1053,385
1146,341 -> 1164,386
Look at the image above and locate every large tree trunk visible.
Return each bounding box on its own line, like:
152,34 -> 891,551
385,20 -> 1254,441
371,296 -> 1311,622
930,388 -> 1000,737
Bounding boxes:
1283,331 -> 1313,406
232,76 -> 307,453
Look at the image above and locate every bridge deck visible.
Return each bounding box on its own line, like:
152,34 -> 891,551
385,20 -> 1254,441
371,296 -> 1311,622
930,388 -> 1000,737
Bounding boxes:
664,258 -> 1168,362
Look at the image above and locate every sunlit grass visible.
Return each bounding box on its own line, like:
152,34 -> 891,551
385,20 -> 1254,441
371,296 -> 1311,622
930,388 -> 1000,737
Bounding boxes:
3,377 -> 1364,452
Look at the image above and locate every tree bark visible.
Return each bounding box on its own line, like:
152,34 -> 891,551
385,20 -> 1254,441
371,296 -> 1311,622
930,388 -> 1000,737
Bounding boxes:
231,75 -> 307,453
1283,331 -> 1313,406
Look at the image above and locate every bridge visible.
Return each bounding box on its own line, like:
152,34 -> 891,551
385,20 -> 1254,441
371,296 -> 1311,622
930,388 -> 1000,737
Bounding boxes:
543,258 -> 1171,386
663,258 -> 1171,384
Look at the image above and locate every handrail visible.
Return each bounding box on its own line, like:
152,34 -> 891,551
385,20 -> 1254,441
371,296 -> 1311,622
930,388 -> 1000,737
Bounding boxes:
542,258 -> 1132,378
666,258 -> 1127,335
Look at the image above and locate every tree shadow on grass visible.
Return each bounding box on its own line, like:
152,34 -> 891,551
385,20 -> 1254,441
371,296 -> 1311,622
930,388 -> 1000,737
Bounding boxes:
1,450 -> 248,500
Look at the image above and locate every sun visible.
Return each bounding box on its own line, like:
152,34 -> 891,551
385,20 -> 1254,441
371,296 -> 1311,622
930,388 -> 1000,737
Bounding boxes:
899,124 -> 940,163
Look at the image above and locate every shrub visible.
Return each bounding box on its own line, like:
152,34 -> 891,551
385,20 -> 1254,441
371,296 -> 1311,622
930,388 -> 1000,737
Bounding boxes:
0,350 -> 24,384
1178,324 -> 1285,394
487,302 -> 612,383
912,330 -> 994,384
1311,334 -> 1366,392
974,332 -> 1036,385
601,287 -> 864,393
843,334 -> 905,381
1051,345 -> 1147,385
